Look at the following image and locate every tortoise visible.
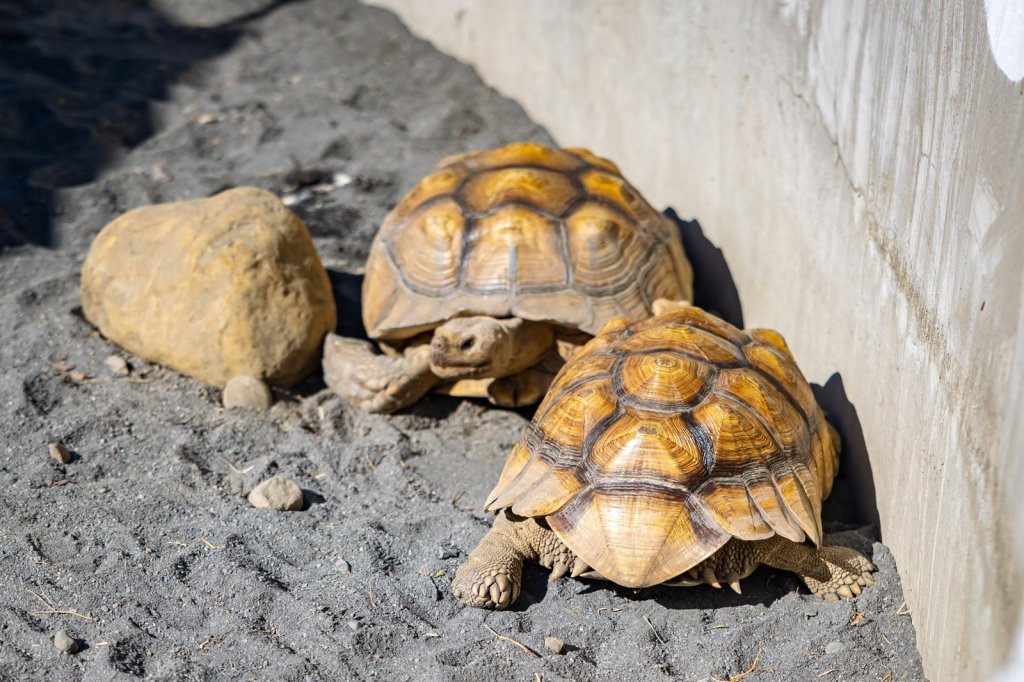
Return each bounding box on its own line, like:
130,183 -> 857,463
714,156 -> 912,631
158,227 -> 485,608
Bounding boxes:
323,141 -> 693,413
452,305 -> 875,609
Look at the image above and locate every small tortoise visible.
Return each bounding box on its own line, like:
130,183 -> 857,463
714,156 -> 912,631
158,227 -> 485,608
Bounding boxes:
453,306 -> 875,608
323,141 -> 693,413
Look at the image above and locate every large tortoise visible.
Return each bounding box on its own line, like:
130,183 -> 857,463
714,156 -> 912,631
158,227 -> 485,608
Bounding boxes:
452,306 -> 875,608
323,142 -> 693,413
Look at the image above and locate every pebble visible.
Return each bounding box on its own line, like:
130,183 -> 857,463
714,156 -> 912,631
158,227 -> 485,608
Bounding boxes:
105,355 -> 129,375
223,375 -> 273,410
335,558 -> 352,573
48,443 -> 72,464
438,546 -> 458,560
825,640 -> 847,654
544,636 -> 566,655
53,630 -> 78,654
348,620 -> 362,632
247,476 -> 304,511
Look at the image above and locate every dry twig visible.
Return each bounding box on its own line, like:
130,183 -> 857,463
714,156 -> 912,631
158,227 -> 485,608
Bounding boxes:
712,647 -> 766,682
643,615 -> 666,645
25,585 -> 95,622
482,623 -> 540,658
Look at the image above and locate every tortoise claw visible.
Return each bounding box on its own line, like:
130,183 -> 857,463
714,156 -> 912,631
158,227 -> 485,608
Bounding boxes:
701,567 -> 721,589
548,561 -> 570,582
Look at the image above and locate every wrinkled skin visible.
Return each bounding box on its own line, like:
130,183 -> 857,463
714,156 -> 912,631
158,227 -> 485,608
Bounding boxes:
323,316 -> 555,413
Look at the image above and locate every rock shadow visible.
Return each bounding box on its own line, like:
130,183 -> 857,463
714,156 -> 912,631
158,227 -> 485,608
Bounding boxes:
0,0 -> 296,249
327,269 -> 368,340
664,208 -> 744,328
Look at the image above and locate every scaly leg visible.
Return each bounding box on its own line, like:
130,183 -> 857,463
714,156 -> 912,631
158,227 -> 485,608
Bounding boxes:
322,334 -> 437,413
452,510 -> 581,610
668,537 -> 875,600
486,350 -> 564,407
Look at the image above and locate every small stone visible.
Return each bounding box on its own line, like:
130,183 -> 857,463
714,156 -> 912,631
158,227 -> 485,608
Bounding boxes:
53,630 -> 78,654
438,546 -> 458,560
105,355 -> 129,375
247,476 -> 303,511
48,443 -> 72,464
825,640 -> 847,654
223,375 -> 272,410
335,558 -> 352,573
544,636 -> 565,655
347,620 -> 361,631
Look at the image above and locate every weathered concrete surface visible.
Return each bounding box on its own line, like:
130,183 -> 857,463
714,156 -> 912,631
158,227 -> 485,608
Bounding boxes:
366,1 -> 1024,679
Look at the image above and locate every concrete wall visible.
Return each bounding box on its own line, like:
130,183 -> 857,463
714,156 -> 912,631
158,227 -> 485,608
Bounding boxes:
365,1 -> 1024,679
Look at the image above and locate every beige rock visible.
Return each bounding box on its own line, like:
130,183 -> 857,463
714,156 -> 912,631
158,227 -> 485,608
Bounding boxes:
54,630 -> 78,654
80,187 -> 336,387
248,476 -> 304,511
105,355 -> 129,375
223,375 -> 272,410
544,636 -> 565,655
48,442 -> 72,464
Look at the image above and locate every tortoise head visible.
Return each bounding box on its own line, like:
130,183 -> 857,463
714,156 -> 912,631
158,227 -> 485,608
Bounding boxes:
429,316 -> 512,379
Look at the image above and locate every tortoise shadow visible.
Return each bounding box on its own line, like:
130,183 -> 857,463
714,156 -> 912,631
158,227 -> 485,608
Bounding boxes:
568,566 -> 799,611
812,372 -> 881,536
664,208 -> 744,328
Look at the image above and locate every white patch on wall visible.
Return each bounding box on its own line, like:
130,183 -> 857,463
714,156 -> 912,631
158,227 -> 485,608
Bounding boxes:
985,0 -> 1024,81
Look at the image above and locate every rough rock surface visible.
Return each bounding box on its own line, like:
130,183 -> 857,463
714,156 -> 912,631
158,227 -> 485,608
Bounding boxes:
248,476 -> 304,511
0,1 -> 924,680
80,187 -> 336,388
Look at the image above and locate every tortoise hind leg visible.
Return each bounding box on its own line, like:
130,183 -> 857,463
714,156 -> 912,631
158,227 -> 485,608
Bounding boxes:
322,333 -> 437,413
678,537 -> 875,600
767,541 -> 876,600
452,510 -> 578,610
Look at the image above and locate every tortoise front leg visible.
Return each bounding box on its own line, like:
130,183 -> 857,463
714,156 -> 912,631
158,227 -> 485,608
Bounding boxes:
322,334 -> 437,413
452,510 -> 578,609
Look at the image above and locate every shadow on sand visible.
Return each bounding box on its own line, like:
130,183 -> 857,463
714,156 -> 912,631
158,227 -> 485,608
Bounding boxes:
0,0 -> 294,249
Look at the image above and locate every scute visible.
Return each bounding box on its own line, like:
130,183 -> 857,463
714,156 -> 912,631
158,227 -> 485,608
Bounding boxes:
460,206 -> 567,294
386,198 -> 465,293
565,201 -> 650,295
383,165 -> 469,231
466,141 -> 585,172
548,486 -> 730,588
460,167 -> 580,217
588,411 -> 705,484
486,306 -> 840,584
577,167 -> 662,227
619,352 -> 713,409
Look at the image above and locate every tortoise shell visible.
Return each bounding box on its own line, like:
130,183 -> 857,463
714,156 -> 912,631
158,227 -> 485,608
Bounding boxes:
361,142 -> 693,341
484,306 -> 838,588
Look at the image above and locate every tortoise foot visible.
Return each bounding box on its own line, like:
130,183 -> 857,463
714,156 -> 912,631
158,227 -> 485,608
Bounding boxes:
452,559 -> 520,610
322,334 -> 435,413
804,546 -> 876,601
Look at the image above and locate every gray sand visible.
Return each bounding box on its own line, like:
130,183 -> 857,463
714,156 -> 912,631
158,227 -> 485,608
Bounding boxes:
0,1 -> 924,679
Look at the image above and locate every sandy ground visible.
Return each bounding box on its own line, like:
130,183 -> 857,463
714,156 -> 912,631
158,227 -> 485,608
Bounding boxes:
0,1 -> 924,679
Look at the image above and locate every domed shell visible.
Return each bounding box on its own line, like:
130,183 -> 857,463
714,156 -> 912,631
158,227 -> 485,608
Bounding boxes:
484,306 -> 838,588
361,142 -> 693,341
